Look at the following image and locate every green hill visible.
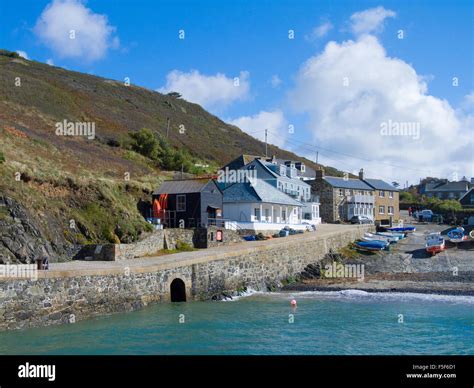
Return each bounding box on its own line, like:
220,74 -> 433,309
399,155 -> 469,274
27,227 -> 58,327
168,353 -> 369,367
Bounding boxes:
0,49 -> 343,263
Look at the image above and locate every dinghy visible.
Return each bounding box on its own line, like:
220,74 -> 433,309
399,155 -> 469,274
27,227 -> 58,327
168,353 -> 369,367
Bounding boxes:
354,240 -> 389,252
377,232 -> 404,240
364,232 -> 398,243
387,226 -> 416,233
425,233 -> 445,255
447,227 -> 467,243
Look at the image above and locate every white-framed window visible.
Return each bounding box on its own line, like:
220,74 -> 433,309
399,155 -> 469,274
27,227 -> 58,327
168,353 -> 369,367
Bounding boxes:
389,191 -> 393,198
379,191 -> 385,198
265,208 -> 270,221
379,205 -> 385,214
282,210 -> 286,221
176,195 -> 186,212
254,208 -> 260,219
339,189 -> 344,196
388,206 -> 394,215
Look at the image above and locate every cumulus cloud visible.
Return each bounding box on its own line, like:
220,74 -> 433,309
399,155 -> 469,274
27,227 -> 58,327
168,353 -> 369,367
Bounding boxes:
158,70 -> 250,109
307,21 -> 333,40
270,75 -> 282,88
289,34 -> 473,183
34,0 -> 119,62
46,58 -> 54,65
350,6 -> 396,35
16,50 -> 28,59
228,110 -> 288,148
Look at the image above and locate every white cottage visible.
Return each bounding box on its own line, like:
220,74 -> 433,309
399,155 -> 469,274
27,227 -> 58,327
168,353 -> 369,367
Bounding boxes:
222,179 -> 310,232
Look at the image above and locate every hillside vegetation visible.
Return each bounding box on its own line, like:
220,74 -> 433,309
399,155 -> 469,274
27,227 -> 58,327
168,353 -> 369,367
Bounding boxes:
0,49 -> 343,263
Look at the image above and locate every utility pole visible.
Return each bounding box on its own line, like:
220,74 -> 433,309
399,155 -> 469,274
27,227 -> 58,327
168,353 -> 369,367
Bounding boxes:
166,117 -> 170,138
264,129 -> 268,157
315,151 -> 319,165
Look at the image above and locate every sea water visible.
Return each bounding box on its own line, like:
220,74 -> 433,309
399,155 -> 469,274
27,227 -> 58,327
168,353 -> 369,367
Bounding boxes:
0,290 -> 472,355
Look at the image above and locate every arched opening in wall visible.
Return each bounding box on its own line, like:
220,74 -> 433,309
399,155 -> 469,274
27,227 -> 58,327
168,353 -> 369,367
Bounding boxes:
170,278 -> 186,302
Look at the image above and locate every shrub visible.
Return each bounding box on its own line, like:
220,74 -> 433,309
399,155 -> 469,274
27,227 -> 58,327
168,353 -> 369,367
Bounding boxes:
0,152 -> 4,163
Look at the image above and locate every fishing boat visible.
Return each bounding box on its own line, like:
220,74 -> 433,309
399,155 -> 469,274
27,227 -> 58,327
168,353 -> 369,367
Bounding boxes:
425,233 -> 445,255
447,227 -> 467,243
376,231 -> 404,240
364,232 -> 398,243
387,226 -> 416,233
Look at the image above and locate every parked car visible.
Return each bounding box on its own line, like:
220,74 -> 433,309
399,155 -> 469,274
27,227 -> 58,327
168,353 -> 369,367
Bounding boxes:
350,215 -> 373,224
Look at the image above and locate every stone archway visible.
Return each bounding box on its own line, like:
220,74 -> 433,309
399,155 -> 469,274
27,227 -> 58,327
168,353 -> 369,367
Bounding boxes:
170,278 -> 186,302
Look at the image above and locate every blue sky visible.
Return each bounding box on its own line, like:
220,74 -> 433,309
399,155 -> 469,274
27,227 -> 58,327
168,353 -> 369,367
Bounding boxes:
1,0 -> 473,184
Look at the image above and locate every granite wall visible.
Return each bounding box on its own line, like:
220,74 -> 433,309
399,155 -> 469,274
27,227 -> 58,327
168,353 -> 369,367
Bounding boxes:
0,226 -> 370,330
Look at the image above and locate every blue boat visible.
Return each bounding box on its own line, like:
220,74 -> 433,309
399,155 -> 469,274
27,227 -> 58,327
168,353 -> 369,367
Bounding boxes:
354,240 -> 388,251
387,226 -> 416,232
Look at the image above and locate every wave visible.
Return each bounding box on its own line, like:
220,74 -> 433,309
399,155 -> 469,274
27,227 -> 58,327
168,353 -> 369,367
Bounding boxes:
221,288 -> 262,301
261,289 -> 474,305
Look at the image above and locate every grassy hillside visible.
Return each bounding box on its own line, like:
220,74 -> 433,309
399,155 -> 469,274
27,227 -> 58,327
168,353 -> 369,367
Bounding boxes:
0,49 -> 343,262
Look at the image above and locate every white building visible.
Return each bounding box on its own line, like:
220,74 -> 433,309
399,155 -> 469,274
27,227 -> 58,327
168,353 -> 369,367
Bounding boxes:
222,179 -> 313,232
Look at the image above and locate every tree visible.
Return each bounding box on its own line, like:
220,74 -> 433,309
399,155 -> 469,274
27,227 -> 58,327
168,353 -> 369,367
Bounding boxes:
129,128 -> 162,160
392,181 -> 400,188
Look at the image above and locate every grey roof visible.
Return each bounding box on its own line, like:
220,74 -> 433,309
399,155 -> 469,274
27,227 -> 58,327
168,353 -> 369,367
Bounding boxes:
153,179 -> 213,195
223,180 -> 302,206
258,160 -> 311,187
323,176 -> 374,190
426,181 -> 471,192
274,158 -> 316,179
363,179 -> 399,191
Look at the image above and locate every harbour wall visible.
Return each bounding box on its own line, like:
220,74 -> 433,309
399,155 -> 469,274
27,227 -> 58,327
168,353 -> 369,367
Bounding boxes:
0,225 -> 371,331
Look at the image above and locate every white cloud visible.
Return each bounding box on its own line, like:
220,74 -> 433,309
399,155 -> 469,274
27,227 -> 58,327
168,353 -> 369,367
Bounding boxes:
307,21 -> 333,40
350,6 -> 396,35
16,50 -> 28,59
270,75 -> 282,88
46,58 -> 54,65
158,70 -> 250,109
228,110 -> 288,148
289,34 -> 473,183
34,0 -> 119,62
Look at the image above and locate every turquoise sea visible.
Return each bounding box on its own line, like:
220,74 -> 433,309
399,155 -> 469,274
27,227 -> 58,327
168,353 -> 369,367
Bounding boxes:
1,290 -> 472,355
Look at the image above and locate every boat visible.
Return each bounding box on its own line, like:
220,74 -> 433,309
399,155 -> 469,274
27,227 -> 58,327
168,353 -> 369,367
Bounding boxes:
354,240 -> 386,252
447,227 -> 468,243
425,233 -> 445,255
376,232 -> 404,240
387,226 -> 416,232
364,232 -> 398,243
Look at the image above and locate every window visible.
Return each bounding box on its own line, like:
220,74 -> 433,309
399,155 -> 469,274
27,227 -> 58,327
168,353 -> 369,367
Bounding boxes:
379,205 -> 385,214
254,208 -> 260,219
265,208 -> 270,221
301,164 -> 306,172
339,189 -> 344,197
388,206 -> 394,215
389,191 -> 394,198
471,194 -> 474,204
282,210 -> 286,221
176,195 -> 186,211
379,191 -> 385,197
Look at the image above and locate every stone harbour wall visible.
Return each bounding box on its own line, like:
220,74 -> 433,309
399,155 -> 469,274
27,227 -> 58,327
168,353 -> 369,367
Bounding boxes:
0,225 -> 371,331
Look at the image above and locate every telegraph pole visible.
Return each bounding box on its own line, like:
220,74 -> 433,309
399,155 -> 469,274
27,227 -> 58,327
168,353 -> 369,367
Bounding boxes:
316,151 -> 319,165
166,117 -> 170,138
265,129 -> 268,157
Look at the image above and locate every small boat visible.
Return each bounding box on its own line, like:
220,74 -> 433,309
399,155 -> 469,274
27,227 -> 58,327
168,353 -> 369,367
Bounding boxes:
447,227 -> 467,243
425,233 -> 445,255
387,226 -> 416,232
354,241 -> 388,252
377,232 -> 404,240
364,232 -> 398,243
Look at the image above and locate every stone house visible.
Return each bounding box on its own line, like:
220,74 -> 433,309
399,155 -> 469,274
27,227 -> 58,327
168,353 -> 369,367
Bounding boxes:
310,168 -> 375,223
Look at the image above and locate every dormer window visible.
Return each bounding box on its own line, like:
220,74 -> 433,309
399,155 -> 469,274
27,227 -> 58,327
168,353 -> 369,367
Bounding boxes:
300,164 -> 305,172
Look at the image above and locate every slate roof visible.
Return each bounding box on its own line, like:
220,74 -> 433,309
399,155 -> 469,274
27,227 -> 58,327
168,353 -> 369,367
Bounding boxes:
222,154 -> 265,171
426,181 -> 471,192
223,179 -> 302,206
363,178 -> 399,191
274,158 -> 316,179
258,160 -> 311,187
323,176 -> 374,190
153,179 -> 214,195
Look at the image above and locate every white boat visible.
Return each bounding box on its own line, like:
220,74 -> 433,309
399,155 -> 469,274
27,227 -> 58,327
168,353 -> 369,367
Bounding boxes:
364,232 -> 398,243
425,233 -> 445,255
376,231 -> 404,239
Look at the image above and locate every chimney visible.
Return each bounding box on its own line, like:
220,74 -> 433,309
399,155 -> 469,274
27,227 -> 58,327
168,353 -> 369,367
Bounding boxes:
316,167 -> 325,180
471,177 -> 474,184
359,168 -> 364,180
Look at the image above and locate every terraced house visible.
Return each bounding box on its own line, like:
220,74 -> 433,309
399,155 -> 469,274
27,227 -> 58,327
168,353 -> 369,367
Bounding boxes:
360,169 -> 400,224
310,168 -> 375,223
